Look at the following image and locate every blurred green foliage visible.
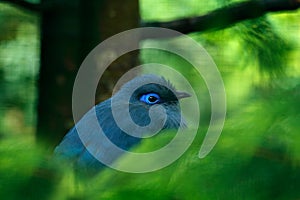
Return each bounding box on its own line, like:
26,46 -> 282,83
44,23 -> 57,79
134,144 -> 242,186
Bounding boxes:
0,0 -> 300,199
0,136 -> 60,200
0,3 -> 40,137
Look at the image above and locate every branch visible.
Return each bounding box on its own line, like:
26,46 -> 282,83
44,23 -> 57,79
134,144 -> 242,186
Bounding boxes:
0,0 -> 53,12
141,0 -> 300,36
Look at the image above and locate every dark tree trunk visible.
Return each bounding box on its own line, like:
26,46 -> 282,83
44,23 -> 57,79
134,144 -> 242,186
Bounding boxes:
79,0 -> 140,102
36,0 -> 140,147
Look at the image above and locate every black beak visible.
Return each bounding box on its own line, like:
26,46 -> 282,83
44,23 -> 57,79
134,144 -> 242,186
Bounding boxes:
176,91 -> 191,99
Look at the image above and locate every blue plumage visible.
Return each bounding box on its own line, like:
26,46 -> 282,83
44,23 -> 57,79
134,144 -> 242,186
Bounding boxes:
54,74 -> 190,175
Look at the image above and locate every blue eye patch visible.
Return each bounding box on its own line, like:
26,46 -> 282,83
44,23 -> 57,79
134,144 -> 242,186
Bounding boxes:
140,93 -> 161,105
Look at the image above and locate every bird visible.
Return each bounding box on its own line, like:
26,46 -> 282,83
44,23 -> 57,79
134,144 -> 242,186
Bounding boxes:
54,74 -> 190,175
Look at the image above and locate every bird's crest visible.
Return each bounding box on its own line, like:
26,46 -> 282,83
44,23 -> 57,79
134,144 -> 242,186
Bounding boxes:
120,74 -> 177,94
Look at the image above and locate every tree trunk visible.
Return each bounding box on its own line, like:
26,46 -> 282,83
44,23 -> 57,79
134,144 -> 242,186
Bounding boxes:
36,0 -> 140,147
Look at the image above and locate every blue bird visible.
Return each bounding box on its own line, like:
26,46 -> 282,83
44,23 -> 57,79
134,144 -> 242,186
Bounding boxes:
54,74 -> 190,175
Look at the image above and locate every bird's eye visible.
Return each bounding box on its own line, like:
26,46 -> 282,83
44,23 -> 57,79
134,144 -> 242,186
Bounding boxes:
140,93 -> 160,105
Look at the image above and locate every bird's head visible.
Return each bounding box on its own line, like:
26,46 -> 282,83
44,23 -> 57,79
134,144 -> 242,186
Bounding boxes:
112,74 -> 190,133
